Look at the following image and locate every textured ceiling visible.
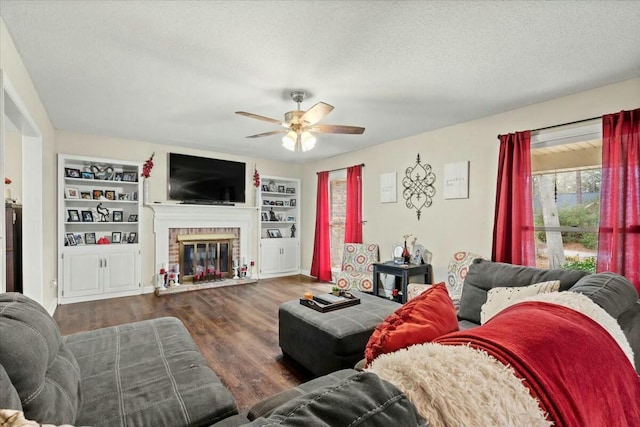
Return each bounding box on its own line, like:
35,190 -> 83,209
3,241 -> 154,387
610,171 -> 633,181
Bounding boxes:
1,1 -> 639,163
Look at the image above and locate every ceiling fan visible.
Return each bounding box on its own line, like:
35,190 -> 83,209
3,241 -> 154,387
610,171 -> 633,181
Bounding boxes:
236,91 -> 365,152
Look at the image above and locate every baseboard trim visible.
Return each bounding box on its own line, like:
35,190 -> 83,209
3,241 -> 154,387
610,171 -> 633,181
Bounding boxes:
47,299 -> 58,316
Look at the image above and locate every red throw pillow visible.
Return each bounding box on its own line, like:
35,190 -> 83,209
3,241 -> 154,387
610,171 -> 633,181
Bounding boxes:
364,283 -> 459,366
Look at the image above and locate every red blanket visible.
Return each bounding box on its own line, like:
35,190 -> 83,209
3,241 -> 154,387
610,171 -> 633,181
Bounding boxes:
435,301 -> 640,427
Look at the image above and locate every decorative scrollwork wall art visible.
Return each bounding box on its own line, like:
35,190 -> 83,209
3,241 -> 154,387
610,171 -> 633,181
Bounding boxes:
402,154 -> 436,220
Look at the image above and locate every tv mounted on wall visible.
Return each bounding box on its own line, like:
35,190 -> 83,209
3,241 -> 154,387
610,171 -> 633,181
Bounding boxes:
168,153 -> 246,204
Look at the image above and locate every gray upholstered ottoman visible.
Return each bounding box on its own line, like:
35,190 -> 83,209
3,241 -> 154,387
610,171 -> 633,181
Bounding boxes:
278,291 -> 399,376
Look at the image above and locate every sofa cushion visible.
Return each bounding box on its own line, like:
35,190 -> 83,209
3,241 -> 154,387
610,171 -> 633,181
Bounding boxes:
0,293 -> 82,425
65,317 -> 238,427
0,363 -> 22,411
247,369 -> 357,421
480,280 -> 560,324
569,272 -> 639,318
245,371 -> 426,426
459,259 -> 589,324
364,283 -> 459,365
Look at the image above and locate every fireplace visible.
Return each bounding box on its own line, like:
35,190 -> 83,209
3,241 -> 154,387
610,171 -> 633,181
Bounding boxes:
150,204 -> 255,286
177,234 -> 234,282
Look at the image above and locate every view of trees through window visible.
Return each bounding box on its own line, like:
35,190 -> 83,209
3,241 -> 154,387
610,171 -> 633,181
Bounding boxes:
532,168 -> 600,271
329,176 -> 347,269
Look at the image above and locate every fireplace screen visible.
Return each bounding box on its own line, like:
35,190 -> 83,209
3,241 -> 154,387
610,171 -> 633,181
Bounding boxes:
179,239 -> 232,282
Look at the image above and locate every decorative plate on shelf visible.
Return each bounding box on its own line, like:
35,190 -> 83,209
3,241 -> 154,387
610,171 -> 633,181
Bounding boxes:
268,181 -> 277,192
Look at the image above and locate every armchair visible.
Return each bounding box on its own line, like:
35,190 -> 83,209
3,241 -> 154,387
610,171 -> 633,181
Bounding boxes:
334,243 -> 379,292
407,251 -> 485,305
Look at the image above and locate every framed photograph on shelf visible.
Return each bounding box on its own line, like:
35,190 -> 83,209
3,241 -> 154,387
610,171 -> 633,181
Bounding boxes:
105,190 -> 116,200
84,232 -> 96,244
80,191 -> 92,199
261,184 -> 269,191
65,187 -> 80,199
112,232 -> 122,243
67,209 -> 81,222
93,190 -> 104,200
286,187 -> 295,194
127,214 -> 137,222
290,198 -> 296,207
118,193 -> 130,200
81,210 -> 94,222
287,216 -> 295,222
127,232 -> 137,243
114,172 -> 123,181
81,171 -> 95,180
122,172 -> 137,182
112,211 -> 123,222
261,212 -> 269,221
66,233 -> 77,246
267,229 -> 282,238
277,185 -> 285,193
73,233 -> 84,245
64,168 -> 81,178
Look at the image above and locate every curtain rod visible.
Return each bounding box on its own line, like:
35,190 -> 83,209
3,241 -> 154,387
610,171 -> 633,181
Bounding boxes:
496,115 -> 601,140
317,163 -> 365,174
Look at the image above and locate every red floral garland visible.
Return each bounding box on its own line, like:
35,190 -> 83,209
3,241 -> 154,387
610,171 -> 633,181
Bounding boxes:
142,153 -> 155,178
253,165 -> 260,188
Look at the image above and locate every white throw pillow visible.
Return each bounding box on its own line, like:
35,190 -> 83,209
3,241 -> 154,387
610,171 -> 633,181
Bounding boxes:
480,280 -> 561,324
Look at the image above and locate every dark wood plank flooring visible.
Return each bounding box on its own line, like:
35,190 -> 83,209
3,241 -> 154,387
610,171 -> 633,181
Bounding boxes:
53,275 -> 333,411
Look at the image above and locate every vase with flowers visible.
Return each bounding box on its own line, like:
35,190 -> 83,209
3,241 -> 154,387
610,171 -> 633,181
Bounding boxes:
141,153 -> 154,204
402,234 -> 412,264
5,177 -> 12,202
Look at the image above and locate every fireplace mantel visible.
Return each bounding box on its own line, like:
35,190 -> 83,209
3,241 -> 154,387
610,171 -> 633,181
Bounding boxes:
150,203 -> 257,274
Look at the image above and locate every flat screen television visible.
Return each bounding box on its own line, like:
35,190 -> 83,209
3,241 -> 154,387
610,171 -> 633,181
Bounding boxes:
168,153 -> 246,204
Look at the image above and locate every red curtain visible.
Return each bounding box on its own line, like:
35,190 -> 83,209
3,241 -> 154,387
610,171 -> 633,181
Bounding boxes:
310,171 -> 332,281
344,164 -> 363,243
492,131 -> 535,266
598,108 -> 640,293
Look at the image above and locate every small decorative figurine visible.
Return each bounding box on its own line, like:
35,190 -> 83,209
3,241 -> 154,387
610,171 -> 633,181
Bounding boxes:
290,223 -> 296,238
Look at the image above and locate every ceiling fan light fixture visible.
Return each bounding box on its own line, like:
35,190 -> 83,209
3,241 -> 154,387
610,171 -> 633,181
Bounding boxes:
282,131 -> 297,151
301,131 -> 316,152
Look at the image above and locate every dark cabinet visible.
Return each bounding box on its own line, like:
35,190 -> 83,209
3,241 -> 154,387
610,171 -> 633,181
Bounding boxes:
6,203 -> 22,293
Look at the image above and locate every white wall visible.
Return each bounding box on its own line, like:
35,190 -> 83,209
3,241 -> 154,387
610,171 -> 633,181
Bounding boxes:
1,19 -> 56,310
55,130 -> 302,286
300,78 -> 640,282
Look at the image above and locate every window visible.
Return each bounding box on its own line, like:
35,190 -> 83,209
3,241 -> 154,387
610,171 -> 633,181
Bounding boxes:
329,170 -> 346,270
531,122 -> 602,270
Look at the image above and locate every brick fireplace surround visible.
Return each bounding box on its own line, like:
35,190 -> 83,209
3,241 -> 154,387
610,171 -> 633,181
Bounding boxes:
150,204 -> 256,281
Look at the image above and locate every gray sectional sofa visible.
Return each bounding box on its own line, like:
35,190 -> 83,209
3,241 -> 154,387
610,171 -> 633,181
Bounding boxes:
2,260 -> 639,426
0,293 -> 238,427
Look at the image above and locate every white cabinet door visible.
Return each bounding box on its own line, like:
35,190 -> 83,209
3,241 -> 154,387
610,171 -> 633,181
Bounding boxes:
260,239 -> 283,275
103,248 -> 139,293
281,240 -> 299,272
62,250 -> 102,298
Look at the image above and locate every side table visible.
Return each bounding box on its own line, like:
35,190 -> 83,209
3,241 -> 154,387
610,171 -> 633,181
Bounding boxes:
373,261 -> 432,303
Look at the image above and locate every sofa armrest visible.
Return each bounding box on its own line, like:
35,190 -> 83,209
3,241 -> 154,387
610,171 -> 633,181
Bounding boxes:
247,369 -> 357,421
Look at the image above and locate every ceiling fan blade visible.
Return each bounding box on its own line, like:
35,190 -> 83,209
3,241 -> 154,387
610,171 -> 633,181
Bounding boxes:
246,129 -> 287,138
307,124 -> 365,135
236,111 -> 285,126
300,102 -> 334,126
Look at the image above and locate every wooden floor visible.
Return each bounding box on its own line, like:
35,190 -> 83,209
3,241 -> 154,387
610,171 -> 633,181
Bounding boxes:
53,275 -> 334,411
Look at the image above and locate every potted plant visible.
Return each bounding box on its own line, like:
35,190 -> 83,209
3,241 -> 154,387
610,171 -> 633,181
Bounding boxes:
332,286 -> 341,296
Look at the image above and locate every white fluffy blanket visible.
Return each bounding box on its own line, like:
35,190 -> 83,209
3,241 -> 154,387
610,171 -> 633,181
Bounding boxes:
368,292 -> 634,427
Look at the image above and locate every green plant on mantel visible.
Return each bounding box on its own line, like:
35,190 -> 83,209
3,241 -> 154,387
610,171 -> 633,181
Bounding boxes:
561,256 -> 596,274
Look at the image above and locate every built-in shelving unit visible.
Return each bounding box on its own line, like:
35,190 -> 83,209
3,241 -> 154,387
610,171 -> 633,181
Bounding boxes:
57,154 -> 142,304
257,175 -> 300,278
